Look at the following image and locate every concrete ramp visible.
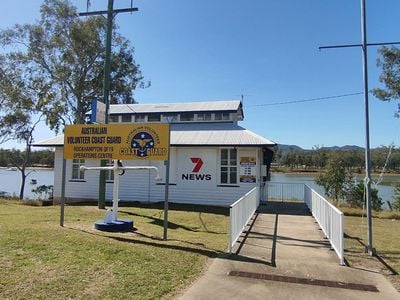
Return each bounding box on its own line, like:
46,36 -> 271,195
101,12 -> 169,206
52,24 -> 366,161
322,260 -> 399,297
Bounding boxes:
178,203 -> 399,299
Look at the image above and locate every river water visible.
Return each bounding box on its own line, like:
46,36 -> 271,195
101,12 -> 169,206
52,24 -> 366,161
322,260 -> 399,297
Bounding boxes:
0,168 -> 397,208
0,168 -> 54,199
271,173 -> 398,210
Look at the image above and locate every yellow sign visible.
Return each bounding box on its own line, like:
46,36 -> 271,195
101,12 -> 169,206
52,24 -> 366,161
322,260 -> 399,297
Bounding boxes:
64,124 -> 170,160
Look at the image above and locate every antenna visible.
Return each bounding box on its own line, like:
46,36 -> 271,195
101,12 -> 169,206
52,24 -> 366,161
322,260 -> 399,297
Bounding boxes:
318,0 -> 400,257
78,0 -> 139,209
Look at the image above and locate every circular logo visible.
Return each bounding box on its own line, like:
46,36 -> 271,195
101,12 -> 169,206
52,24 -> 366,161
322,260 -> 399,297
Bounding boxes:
131,132 -> 155,157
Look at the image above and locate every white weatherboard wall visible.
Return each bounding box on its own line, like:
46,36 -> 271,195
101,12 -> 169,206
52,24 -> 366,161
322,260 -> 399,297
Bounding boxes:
54,147 -> 261,206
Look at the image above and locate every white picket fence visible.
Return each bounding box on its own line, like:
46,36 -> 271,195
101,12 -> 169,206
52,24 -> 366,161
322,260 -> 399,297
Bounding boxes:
228,187 -> 258,253
304,185 -> 345,265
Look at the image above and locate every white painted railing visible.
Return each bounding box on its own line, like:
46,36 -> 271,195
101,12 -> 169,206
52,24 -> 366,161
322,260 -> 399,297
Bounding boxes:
229,187 -> 258,253
264,182 -> 305,202
304,185 -> 344,265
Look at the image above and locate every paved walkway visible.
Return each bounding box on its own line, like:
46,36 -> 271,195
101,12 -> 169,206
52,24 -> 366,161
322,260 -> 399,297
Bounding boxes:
178,202 -> 399,300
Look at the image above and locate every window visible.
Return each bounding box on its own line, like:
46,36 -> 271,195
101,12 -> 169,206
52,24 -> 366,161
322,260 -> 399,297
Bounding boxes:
109,115 -> 119,123
220,149 -> 237,184
105,160 -> 114,182
148,114 -> 161,122
215,112 -> 230,121
121,115 -> 132,122
163,114 -> 178,123
135,115 -> 146,122
72,159 -> 85,180
197,113 -> 212,121
180,113 -> 194,121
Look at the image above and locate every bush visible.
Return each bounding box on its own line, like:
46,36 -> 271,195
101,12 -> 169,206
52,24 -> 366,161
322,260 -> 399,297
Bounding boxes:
316,157 -> 352,202
393,184 -> 400,211
346,182 -> 383,211
31,185 -> 53,200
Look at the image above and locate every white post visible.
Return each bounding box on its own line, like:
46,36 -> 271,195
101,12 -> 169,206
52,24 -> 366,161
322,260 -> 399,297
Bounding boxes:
112,160 -> 120,221
80,164 -> 161,223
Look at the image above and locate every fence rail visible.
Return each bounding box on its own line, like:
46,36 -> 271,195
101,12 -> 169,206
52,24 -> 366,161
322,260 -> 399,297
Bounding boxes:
304,185 -> 344,265
229,187 -> 258,253
230,182 -> 344,265
264,182 -> 305,202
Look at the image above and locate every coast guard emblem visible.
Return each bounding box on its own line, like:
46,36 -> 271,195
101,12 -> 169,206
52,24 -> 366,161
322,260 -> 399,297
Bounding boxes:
131,132 -> 155,157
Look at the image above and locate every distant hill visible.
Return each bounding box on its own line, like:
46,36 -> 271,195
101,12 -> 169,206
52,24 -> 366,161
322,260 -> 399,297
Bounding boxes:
322,145 -> 364,151
277,144 -> 364,152
277,144 -> 304,152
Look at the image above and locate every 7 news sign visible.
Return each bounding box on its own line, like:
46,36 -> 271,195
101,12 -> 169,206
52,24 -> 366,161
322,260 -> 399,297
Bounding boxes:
181,157 -> 211,181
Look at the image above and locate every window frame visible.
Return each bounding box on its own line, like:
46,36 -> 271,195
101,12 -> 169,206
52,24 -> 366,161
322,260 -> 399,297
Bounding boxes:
121,115 -> 132,122
219,148 -> 238,185
148,114 -> 161,122
109,115 -> 120,123
215,112 -> 230,121
135,115 -> 146,123
197,113 -> 212,121
180,113 -> 194,122
71,159 -> 85,181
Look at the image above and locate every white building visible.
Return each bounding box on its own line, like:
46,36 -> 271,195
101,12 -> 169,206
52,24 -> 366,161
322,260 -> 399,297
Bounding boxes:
35,100 -> 276,206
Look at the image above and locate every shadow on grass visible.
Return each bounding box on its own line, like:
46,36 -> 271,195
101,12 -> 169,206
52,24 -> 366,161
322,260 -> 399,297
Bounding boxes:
344,232 -> 399,275
68,201 -> 230,216
118,210 -> 225,235
65,226 -> 269,266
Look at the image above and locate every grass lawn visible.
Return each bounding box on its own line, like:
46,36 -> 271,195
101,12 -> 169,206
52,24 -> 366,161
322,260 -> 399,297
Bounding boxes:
344,215 -> 400,290
0,200 -> 229,299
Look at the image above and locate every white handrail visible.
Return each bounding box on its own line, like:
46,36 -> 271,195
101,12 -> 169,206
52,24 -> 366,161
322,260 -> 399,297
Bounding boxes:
304,185 -> 344,265
229,187 -> 258,253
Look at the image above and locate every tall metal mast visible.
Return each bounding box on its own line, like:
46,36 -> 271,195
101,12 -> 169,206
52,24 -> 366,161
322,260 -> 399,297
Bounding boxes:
319,0 -> 400,255
79,1 -> 138,209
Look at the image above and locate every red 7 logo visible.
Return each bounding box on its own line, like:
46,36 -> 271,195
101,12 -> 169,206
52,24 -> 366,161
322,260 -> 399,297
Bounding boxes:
190,157 -> 203,173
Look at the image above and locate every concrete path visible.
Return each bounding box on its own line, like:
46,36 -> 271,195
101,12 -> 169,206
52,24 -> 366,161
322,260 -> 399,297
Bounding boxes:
177,202 -> 399,300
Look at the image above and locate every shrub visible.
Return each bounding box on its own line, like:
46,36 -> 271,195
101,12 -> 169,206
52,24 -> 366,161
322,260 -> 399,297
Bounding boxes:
346,182 -> 383,211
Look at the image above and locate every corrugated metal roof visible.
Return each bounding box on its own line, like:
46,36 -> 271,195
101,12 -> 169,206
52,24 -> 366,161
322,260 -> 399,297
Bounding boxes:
170,123 -> 275,146
109,100 -> 242,114
33,123 -> 275,147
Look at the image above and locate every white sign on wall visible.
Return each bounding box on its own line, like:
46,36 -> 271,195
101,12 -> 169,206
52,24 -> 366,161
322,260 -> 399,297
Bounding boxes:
240,156 -> 256,183
177,149 -> 216,185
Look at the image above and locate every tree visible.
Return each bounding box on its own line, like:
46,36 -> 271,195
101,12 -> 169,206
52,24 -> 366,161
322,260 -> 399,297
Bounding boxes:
0,0 -> 147,132
0,51 -> 45,199
312,145 -> 328,169
392,184 -> 400,211
346,182 -> 383,211
0,0 -> 147,199
316,156 -> 353,202
373,46 -> 400,104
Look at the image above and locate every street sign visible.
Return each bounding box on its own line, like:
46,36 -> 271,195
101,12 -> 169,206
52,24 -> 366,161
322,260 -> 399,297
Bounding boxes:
64,123 -> 170,160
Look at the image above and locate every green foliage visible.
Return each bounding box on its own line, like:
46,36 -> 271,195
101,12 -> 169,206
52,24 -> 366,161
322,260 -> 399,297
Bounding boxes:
373,46 -> 400,102
0,0 -> 147,131
346,182 -> 383,211
393,184 -> 400,211
0,149 -> 53,167
31,185 -> 53,200
276,145 -> 400,173
316,156 -> 353,202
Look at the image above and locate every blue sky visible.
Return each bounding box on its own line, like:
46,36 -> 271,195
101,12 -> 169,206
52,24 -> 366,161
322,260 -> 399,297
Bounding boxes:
1,0 -> 399,149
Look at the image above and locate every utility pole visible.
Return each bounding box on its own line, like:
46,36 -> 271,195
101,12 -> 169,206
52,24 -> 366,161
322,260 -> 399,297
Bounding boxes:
79,1 -> 138,209
319,0 -> 400,256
